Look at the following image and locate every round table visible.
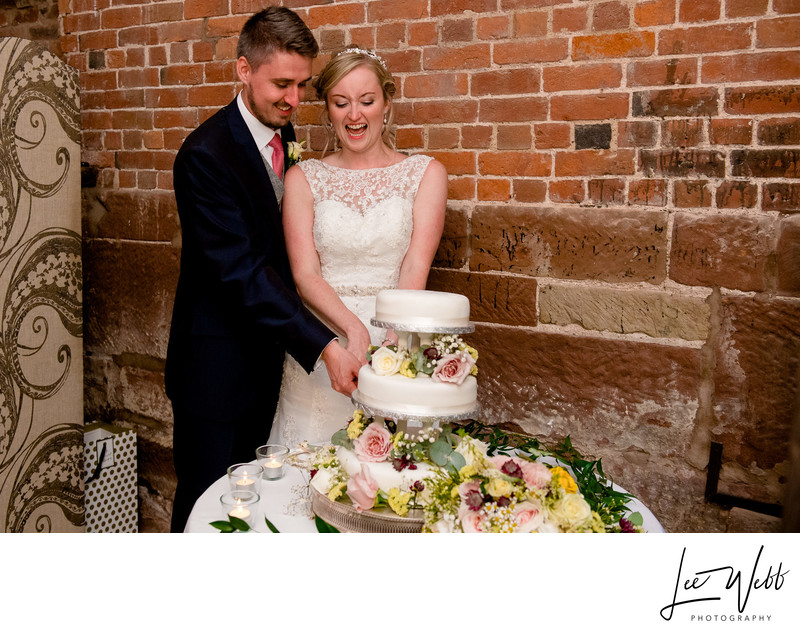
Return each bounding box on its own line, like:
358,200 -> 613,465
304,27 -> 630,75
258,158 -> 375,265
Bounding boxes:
185,460 -> 665,533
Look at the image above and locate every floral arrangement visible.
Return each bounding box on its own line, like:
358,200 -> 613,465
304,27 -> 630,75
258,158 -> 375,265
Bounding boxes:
287,140 -> 305,168
366,334 -> 478,385
309,411 -> 643,533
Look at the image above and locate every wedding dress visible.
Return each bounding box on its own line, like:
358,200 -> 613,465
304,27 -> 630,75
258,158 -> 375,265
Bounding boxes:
268,154 -> 434,446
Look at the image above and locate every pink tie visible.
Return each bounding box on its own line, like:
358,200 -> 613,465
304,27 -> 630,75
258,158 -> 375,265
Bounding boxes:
268,134 -> 284,179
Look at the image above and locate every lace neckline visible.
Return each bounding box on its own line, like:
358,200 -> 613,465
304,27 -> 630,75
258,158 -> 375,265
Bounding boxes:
318,155 -> 415,173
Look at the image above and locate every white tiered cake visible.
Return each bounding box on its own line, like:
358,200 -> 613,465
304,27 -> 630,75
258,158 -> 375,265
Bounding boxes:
310,289 -> 479,532
353,289 -> 478,421
308,290 -> 643,533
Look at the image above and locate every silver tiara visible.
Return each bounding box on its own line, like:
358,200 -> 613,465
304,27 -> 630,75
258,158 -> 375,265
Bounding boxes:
335,47 -> 388,72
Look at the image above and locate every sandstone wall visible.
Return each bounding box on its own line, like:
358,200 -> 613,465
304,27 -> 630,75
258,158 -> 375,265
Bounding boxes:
8,0 -> 798,532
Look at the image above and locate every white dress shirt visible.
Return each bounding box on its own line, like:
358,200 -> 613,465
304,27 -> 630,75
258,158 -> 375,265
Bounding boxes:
236,91 -> 281,173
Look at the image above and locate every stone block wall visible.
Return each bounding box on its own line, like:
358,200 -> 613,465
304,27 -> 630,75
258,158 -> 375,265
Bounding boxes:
6,0 -> 798,532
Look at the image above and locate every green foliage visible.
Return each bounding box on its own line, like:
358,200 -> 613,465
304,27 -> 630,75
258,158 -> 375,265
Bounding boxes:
264,516 -> 280,533
429,436 -> 466,473
210,515 -> 251,533
460,421 -> 635,525
331,429 -> 352,449
315,515 -> 340,533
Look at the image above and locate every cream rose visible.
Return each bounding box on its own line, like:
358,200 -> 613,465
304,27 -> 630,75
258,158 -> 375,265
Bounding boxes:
551,493 -> 592,528
370,346 -> 403,376
455,436 -> 489,470
353,422 -> 393,462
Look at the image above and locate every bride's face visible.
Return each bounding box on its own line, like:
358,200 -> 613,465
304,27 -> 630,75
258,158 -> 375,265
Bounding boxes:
327,65 -> 390,155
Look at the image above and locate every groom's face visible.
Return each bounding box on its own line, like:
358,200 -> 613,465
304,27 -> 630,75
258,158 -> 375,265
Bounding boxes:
237,50 -> 312,129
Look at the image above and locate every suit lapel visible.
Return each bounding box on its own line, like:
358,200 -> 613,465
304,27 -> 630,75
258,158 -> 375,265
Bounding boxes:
226,100 -> 279,210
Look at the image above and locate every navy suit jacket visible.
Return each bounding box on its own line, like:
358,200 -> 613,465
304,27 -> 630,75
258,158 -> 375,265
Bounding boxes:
165,98 -> 334,422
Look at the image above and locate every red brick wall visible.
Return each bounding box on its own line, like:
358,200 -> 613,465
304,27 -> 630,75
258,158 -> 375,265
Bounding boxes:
41,0 -> 800,531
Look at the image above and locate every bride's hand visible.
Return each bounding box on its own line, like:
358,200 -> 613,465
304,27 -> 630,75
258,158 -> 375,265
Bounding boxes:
344,323 -> 371,366
382,329 -> 399,346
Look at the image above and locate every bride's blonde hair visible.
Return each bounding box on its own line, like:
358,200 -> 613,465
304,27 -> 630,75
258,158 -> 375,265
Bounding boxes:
313,47 -> 397,152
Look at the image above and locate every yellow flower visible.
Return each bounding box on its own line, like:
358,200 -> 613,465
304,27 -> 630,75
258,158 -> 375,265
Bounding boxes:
399,359 -> 416,378
461,344 -> 478,361
459,464 -> 477,481
387,488 -> 411,517
450,486 -> 460,499
327,482 -> 346,502
347,414 -> 365,440
550,467 -> 578,494
392,430 -> 405,448
470,365 -> 478,377
485,477 -> 513,498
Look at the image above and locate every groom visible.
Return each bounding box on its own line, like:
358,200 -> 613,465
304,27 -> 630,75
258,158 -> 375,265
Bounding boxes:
165,7 -> 361,532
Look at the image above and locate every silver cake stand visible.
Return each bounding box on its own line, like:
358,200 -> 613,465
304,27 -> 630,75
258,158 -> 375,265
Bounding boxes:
370,319 -> 475,334
349,395 -> 479,425
311,486 -> 424,533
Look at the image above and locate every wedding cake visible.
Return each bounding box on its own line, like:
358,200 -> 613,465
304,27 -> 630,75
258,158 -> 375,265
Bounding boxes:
354,289 -> 478,419
309,290 -> 644,533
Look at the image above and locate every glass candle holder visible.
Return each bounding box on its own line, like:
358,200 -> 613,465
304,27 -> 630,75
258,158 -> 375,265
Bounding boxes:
219,490 -> 259,528
227,463 -> 263,494
256,444 -> 289,481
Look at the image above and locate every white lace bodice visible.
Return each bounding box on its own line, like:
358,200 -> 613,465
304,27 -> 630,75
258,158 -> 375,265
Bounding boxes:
270,154 -> 435,448
299,154 -> 433,295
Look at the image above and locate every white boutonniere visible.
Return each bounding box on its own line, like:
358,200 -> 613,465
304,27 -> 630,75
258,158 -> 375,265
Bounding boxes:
287,140 -> 305,167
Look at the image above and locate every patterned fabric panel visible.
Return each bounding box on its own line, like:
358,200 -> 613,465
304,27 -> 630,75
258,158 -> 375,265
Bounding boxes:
0,37 -> 84,533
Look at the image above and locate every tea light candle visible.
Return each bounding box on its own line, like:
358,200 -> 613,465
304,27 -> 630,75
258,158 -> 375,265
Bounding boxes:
262,458 -> 283,480
228,505 -> 251,520
235,476 -> 255,490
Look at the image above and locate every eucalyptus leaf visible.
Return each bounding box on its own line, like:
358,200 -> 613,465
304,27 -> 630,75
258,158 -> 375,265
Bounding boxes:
627,511 -> 643,526
448,451 -> 466,471
331,429 -> 352,448
429,439 -> 452,466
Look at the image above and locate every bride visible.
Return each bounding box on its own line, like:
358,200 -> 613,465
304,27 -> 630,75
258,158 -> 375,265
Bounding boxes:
268,47 -> 447,446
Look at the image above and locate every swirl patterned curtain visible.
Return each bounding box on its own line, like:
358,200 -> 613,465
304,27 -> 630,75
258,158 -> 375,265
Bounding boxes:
0,38 -> 83,532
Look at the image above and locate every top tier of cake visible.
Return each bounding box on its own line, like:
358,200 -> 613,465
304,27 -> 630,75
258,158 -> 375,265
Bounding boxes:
372,289 -> 473,332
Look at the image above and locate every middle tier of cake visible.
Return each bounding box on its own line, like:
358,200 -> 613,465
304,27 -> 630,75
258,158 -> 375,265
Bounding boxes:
353,365 -> 478,419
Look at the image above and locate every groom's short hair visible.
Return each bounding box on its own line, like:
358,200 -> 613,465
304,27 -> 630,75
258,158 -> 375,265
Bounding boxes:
237,7 -> 319,69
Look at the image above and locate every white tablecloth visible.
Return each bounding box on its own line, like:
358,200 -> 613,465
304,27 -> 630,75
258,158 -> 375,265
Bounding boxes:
185,460 -> 666,533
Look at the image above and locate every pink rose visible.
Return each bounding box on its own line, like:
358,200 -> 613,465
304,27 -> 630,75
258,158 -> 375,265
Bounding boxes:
513,501 -> 544,533
491,455 -> 551,489
431,351 -> 475,385
520,461 -> 551,489
346,465 -> 379,512
353,422 -> 393,462
458,506 -> 484,532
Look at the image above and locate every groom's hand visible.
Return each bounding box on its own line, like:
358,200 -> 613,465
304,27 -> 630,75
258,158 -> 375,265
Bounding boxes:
322,340 -> 360,396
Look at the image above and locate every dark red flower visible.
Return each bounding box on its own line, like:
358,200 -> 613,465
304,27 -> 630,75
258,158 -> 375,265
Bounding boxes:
310,469 -> 317,479
423,346 -> 441,361
412,481 -> 425,493
500,460 -> 523,479
619,517 -> 636,533
465,490 -> 483,511
496,496 -> 511,508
